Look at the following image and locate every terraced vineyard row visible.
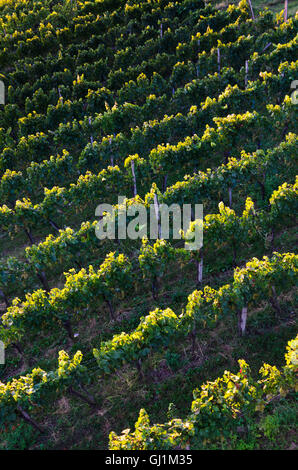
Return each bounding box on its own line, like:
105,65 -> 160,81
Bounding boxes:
0,0 -> 297,451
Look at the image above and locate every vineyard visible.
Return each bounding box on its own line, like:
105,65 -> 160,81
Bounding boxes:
0,0 -> 297,451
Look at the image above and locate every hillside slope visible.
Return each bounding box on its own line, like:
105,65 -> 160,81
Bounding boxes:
0,0 -> 297,450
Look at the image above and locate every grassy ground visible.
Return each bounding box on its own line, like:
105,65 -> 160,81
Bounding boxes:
0,222 -> 296,450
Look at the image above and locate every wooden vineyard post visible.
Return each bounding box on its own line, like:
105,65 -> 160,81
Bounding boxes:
269,286 -> 282,317
154,193 -> 161,239
245,60 -> 249,89
136,358 -> 145,381
197,256 -> 203,285
239,306 -> 248,336
217,48 -> 221,75
152,274 -> 159,300
89,117 -> 93,145
104,295 -> 115,321
163,174 -> 168,192
248,0 -> 255,21
284,0 -> 288,22
131,159 -> 137,197
109,137 -> 114,166
228,187 -> 232,208
63,317 -> 75,340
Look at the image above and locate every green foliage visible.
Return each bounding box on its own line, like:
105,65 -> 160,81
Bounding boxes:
109,335 -> 298,449
0,0 -> 296,450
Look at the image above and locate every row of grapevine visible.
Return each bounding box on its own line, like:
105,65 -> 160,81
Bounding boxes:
2,61 -> 297,205
1,254 -> 296,435
109,335 -> 298,449
1,129 -> 296,305
2,5 -> 294,158
1,179 -> 296,351
1,97 -> 296,242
